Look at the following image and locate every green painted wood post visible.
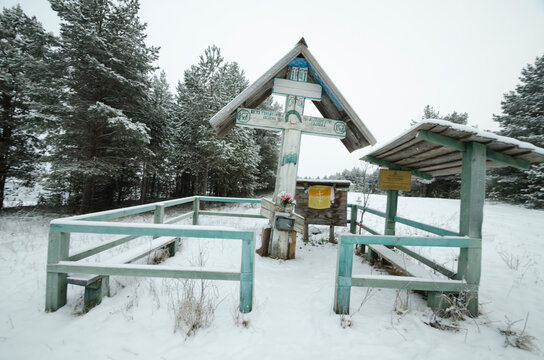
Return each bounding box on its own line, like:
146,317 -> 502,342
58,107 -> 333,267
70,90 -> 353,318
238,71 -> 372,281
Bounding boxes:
153,204 -> 164,239
239,233 -> 255,313
456,141 -> 485,317
45,231 -> 70,312
350,205 -> 357,234
334,239 -> 354,314
384,190 -> 398,236
84,277 -> 109,308
168,238 -> 180,257
193,197 -> 200,225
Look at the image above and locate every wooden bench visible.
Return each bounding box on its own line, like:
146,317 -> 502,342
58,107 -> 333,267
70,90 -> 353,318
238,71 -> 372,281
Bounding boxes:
359,244 -> 469,313
67,236 -> 179,309
366,244 -> 437,278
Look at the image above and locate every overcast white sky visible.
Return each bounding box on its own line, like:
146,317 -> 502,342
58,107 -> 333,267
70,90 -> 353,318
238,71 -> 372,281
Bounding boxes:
3,0 -> 544,177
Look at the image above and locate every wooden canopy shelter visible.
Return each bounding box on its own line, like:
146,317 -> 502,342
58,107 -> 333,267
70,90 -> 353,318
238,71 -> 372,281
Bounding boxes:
362,119 -> 544,178
354,119 -> 544,316
209,38 -> 376,152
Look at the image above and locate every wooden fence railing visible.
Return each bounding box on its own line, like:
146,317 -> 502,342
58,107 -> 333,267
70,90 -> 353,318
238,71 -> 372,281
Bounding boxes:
46,196 -> 263,314
337,203 -> 481,315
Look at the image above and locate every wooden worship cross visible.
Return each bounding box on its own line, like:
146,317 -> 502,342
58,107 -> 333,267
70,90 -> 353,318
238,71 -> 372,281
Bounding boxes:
236,66 -> 347,259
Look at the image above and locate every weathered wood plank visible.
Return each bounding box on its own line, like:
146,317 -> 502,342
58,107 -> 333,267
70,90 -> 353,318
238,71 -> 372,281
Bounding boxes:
161,196 -> 197,208
50,220 -> 251,240
70,203 -> 157,221
395,246 -> 457,279
273,78 -> 322,100
366,244 -> 437,279
198,196 -> 261,204
67,236 -> 179,285
397,148 -> 460,168
199,211 -> 265,219
49,262 -> 241,281
340,235 -> 481,248
363,156 -> 433,180
393,216 -> 460,236
69,234 -> 139,261
351,275 -> 473,292
164,211 -> 194,224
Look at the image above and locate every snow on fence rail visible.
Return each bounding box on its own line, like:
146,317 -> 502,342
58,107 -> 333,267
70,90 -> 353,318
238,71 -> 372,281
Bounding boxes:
45,196 -> 262,314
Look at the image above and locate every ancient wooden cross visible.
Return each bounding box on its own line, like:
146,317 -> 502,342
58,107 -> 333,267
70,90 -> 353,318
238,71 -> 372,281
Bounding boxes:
235,66 -> 347,259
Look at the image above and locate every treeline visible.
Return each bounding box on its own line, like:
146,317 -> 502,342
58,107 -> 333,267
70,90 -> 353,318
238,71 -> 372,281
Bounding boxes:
0,2 -> 279,212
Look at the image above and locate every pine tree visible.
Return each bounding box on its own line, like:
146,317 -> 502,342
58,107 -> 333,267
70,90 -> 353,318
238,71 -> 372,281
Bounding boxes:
0,5 -> 56,208
173,45 -> 261,197
411,105 -> 468,126
47,0 -> 158,212
488,55 -> 544,208
254,97 -> 281,192
139,71 -> 175,202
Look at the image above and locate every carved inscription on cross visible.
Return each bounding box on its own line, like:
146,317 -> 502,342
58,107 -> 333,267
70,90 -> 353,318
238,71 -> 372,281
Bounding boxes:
235,66 -> 347,259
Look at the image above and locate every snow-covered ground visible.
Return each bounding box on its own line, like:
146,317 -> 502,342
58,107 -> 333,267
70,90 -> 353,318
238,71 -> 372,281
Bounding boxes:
0,194 -> 543,359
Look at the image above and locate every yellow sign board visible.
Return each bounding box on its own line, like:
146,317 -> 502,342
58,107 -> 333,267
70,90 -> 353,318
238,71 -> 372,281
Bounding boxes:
378,170 -> 412,191
309,185 -> 331,209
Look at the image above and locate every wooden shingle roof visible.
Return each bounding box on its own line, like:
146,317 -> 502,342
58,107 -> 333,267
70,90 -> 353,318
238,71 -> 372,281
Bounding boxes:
362,120 -> 544,178
209,38 -> 376,152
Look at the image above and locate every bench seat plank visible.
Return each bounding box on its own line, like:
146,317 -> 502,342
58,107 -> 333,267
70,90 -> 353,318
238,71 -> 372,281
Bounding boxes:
367,244 -> 442,279
351,274 -> 473,292
67,236 -> 178,285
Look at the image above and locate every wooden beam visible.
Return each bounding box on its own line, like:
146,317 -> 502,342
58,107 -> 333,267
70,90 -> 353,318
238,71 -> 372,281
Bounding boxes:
485,148 -> 530,170
351,275 -> 475,292
416,130 -> 465,151
340,235 -> 481,248
50,220 -> 251,240
395,246 -> 457,279
69,235 -> 139,261
199,211 -> 266,219
362,155 -> 433,180
164,211 -> 194,224
393,216 -> 460,236
417,130 -> 531,170
48,262 -> 241,281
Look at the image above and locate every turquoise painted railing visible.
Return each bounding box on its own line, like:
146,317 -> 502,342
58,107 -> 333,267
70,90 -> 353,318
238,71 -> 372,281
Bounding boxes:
347,203 -> 459,277
46,196 -> 261,314
336,203 -> 481,315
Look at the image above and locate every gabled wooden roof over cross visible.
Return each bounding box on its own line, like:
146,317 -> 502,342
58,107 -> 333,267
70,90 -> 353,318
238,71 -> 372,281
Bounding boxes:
209,38 -> 376,152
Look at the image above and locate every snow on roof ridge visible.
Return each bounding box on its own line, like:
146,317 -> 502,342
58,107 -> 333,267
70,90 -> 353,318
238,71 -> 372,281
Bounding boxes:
361,119 -> 544,158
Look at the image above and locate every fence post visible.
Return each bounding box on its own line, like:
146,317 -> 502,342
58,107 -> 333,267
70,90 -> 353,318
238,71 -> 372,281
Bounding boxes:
193,197 -> 200,225
349,205 -> 357,234
45,231 -> 70,312
239,232 -> 255,313
334,237 -> 354,314
153,204 -> 165,238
